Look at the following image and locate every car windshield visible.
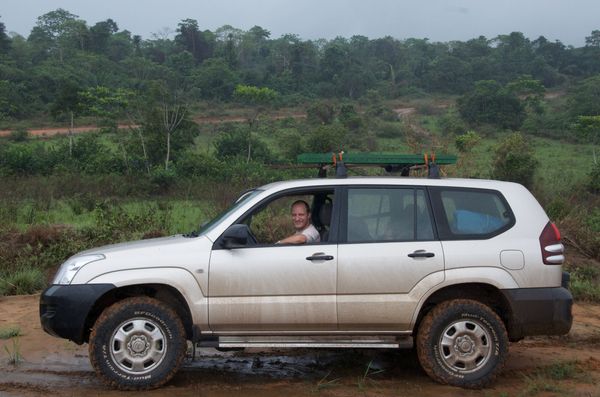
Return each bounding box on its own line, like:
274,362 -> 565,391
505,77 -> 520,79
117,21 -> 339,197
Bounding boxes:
187,189 -> 263,237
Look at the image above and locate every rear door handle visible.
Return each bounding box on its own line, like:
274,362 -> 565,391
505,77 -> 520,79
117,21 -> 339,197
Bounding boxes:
408,250 -> 435,258
306,253 -> 334,261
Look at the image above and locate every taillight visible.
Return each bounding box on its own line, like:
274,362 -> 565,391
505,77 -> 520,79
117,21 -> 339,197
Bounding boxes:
539,222 -> 564,265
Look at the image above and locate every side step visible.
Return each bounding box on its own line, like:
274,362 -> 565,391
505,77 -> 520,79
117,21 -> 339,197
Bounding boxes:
199,336 -> 413,349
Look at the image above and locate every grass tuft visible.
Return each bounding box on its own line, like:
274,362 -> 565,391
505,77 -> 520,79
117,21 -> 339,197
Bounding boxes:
0,326 -> 22,340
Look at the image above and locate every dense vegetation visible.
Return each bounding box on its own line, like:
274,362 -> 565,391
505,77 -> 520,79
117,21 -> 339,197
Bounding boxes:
0,10 -> 598,299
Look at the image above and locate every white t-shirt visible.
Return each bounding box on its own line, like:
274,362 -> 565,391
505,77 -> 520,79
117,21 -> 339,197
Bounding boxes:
296,224 -> 320,243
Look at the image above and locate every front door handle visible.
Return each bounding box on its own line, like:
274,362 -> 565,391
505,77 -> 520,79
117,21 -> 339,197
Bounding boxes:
408,250 -> 435,258
306,253 -> 334,261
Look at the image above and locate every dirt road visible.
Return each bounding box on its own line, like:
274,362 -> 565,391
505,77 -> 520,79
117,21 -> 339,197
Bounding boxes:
0,113 -> 307,138
0,295 -> 599,397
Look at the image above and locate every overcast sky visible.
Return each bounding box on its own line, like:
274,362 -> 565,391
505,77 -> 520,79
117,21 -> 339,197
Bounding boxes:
2,0 -> 599,46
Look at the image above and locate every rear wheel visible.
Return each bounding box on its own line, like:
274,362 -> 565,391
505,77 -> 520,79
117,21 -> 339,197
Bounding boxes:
416,299 -> 508,388
89,297 -> 187,390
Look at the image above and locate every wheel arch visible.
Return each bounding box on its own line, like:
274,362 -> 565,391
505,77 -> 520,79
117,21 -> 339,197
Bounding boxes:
83,283 -> 194,343
412,282 -> 515,340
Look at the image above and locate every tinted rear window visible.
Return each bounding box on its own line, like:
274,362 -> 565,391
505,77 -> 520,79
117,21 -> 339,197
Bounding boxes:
430,187 -> 514,239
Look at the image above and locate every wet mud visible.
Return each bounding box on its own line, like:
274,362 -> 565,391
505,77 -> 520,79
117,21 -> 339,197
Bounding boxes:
1,295 -> 599,397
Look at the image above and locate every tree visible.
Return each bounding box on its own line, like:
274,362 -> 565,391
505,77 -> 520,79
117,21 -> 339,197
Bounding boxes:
29,9 -> 87,62
567,75 -> 600,118
88,19 -> 118,55
175,19 -> 214,63
585,30 -> 600,47
191,57 -> 239,100
506,76 -> 546,114
233,84 -> 277,162
0,17 -> 11,54
491,132 -> 538,188
573,116 -> 600,145
457,80 -> 525,129
79,86 -> 132,166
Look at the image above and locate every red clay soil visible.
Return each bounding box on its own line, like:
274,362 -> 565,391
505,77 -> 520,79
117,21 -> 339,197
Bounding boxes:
0,294 -> 599,397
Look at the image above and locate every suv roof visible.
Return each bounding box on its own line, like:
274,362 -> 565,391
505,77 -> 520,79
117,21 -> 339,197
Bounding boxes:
259,177 -> 525,191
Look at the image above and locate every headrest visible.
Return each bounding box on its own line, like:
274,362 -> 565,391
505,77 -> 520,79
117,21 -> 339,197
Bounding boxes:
319,202 -> 332,225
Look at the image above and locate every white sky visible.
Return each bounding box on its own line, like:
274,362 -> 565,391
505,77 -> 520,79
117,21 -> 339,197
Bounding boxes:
2,0 -> 599,46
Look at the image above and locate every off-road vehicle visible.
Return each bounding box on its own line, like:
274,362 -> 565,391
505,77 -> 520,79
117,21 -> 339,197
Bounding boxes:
40,158 -> 572,390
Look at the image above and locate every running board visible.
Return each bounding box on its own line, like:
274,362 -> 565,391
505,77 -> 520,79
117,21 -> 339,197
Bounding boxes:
199,336 -> 413,349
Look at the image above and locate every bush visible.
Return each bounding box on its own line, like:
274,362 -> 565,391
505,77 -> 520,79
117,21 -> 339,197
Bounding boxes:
375,121 -> 404,138
213,127 -> 273,163
589,161 -> 600,193
455,130 -> 481,153
0,267 -> 46,296
306,101 -> 336,125
438,109 -> 468,136
339,104 -> 362,130
175,151 -> 225,180
568,264 -> 600,302
305,123 -> 347,152
8,127 -> 29,142
149,167 -> 177,193
491,132 -> 538,188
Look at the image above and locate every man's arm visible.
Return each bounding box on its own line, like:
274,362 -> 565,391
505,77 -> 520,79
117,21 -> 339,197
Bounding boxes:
277,233 -> 308,244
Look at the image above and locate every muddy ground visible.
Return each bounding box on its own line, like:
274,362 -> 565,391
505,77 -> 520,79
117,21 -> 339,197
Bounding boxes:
0,295 -> 599,397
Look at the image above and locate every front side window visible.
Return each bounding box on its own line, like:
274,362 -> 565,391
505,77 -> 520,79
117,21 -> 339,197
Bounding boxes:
346,188 -> 434,243
237,189 -> 335,246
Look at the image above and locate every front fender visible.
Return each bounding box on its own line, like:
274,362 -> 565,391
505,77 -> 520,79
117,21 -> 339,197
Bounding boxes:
89,267 -> 207,327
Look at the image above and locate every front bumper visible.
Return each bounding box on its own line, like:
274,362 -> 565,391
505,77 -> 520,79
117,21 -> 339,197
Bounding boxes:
39,284 -> 115,345
502,286 -> 573,341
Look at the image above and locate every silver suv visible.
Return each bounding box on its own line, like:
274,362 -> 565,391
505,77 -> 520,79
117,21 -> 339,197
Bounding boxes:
40,177 -> 572,390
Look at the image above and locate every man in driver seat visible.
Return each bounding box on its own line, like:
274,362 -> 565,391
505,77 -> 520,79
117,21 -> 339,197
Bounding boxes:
277,200 -> 320,244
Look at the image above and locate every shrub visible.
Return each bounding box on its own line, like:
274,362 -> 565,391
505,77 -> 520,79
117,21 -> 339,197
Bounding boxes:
589,161 -> 600,193
306,123 -> 347,153
149,168 -> 177,193
213,127 -> 273,163
455,130 -> 481,153
0,267 -> 46,296
339,104 -> 362,130
8,127 -> 29,142
175,151 -> 225,180
568,264 -> 600,302
306,101 -> 336,125
491,132 -> 538,188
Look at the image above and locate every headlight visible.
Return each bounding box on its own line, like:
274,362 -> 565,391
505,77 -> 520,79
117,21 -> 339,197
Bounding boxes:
53,254 -> 105,285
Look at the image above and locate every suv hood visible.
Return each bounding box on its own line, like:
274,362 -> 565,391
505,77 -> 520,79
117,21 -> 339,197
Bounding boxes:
78,235 -> 195,256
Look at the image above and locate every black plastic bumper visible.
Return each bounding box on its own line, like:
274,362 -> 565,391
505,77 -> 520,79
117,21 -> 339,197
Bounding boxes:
39,284 -> 115,345
502,286 -> 573,340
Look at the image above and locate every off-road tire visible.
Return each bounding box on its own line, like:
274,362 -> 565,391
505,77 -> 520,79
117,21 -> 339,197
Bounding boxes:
416,299 -> 508,389
89,297 -> 187,390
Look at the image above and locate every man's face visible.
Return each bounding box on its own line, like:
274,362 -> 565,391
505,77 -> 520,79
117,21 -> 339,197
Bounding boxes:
291,203 -> 310,231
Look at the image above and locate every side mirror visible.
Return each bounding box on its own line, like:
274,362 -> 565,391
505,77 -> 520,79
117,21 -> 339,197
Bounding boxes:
220,224 -> 250,249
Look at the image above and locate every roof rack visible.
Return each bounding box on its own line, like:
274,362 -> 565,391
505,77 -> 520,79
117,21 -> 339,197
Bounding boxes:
296,152 -> 457,179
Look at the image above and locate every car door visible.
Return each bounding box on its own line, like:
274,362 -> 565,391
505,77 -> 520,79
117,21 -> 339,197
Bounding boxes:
208,189 -> 339,332
337,186 -> 445,331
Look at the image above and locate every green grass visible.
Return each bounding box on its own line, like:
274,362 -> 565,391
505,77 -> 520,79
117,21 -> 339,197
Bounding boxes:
4,337 -> 22,365
0,326 -> 21,340
567,264 -> 600,302
518,360 -> 589,397
2,198 -> 215,234
0,268 -> 46,296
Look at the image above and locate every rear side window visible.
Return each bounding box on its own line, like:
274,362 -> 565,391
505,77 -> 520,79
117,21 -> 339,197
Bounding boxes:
430,187 -> 514,240
345,188 -> 435,243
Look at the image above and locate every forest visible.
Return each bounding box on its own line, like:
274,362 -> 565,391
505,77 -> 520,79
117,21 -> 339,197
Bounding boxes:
0,9 -> 598,298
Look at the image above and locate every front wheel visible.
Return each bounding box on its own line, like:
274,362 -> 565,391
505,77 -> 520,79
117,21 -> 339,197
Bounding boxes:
89,297 -> 187,390
416,299 -> 508,389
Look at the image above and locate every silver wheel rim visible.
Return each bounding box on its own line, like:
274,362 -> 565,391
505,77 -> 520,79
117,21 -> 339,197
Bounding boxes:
109,317 -> 167,375
438,319 -> 492,374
